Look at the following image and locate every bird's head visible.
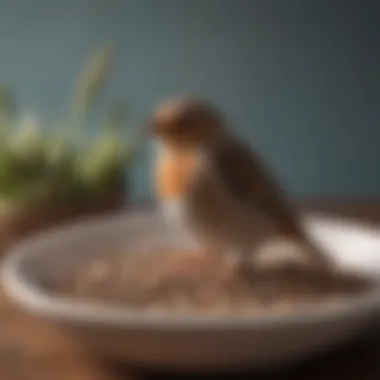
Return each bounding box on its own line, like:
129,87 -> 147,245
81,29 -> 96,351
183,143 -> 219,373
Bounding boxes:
147,97 -> 225,148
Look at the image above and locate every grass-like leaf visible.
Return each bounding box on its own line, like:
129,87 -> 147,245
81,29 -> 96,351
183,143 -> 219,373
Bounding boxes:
0,47 -> 142,210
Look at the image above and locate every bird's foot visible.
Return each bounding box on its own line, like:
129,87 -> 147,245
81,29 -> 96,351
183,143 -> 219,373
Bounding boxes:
172,245 -> 240,284
170,248 -> 212,279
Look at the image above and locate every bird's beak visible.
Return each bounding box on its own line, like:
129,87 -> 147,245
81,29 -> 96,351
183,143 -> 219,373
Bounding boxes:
141,119 -> 155,138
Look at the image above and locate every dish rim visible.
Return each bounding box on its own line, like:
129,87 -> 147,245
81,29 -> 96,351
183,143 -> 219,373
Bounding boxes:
2,210 -> 380,331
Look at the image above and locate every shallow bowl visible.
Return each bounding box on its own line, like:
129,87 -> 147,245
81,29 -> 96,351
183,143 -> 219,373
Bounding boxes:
2,210 -> 380,372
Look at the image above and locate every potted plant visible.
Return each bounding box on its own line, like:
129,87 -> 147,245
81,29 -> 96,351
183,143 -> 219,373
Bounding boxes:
0,47 -> 141,252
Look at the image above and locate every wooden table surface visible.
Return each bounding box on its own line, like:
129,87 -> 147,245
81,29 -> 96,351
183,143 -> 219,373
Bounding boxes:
1,200 -> 380,380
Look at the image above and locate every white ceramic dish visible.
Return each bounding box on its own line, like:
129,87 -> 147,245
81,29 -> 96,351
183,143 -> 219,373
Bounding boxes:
2,210 -> 380,372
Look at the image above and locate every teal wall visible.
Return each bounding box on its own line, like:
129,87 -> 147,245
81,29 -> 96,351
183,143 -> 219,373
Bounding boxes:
0,0 -> 379,199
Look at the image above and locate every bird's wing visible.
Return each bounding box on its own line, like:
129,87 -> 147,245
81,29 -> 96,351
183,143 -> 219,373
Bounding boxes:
205,136 -> 303,238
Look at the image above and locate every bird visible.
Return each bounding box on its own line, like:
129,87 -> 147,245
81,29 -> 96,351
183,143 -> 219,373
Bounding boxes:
148,97 -> 335,273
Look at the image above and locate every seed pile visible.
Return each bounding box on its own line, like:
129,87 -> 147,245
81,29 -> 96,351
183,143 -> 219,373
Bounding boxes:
54,249 -> 374,315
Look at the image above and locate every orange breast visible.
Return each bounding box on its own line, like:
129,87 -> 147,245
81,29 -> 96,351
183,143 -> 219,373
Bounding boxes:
155,149 -> 198,200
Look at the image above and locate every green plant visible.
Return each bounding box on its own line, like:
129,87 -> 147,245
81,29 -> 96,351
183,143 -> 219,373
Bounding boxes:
0,47 -> 142,211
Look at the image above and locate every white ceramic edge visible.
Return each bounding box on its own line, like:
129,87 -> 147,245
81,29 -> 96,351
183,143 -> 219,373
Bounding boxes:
2,210 -> 380,330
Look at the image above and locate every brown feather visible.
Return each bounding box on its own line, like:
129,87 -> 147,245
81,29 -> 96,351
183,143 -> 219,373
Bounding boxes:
205,135 -> 305,239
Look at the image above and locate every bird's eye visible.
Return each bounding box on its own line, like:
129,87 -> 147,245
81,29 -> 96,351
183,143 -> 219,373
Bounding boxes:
145,118 -> 158,134
177,112 -> 203,130
177,114 -> 193,127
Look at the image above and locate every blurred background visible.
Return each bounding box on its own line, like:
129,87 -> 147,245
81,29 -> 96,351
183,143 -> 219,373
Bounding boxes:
0,0 -> 379,200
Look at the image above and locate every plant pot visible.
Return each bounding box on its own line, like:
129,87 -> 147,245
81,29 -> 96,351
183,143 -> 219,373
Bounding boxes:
0,185 -> 127,255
